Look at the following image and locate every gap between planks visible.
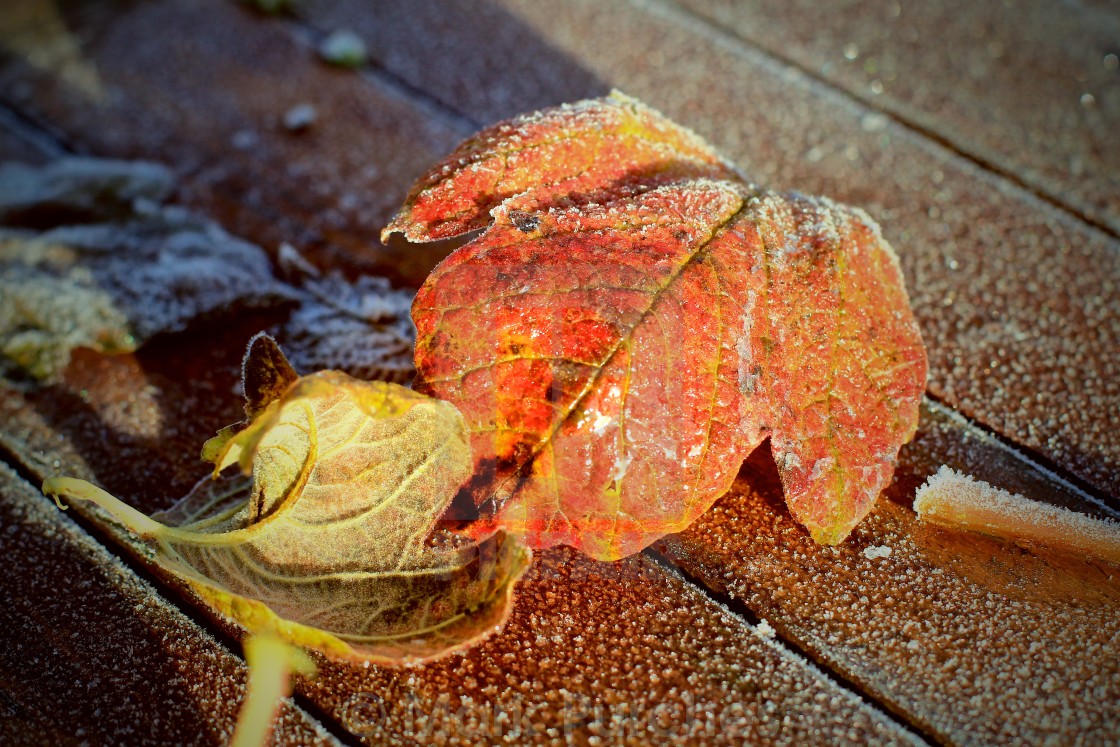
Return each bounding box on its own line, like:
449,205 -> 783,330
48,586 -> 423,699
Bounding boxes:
276,11 -> 481,135
643,546 -> 940,746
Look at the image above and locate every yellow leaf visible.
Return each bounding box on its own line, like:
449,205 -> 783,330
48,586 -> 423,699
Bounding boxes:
44,336 -> 530,664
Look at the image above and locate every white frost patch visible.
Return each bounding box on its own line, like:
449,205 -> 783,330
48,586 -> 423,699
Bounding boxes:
591,413 -> 614,436
863,545 -> 892,560
609,450 -> 632,482
687,443 -> 703,458
808,456 -> 836,481
755,618 -> 776,638
915,466 -> 1120,564
736,290 -> 758,396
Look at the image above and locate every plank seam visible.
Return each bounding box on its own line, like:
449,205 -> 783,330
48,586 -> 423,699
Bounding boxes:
274,13 -> 482,135
0,100 -> 73,158
644,545 -> 944,746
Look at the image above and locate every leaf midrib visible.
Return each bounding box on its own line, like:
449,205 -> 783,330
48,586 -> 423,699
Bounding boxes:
485,188 -> 756,515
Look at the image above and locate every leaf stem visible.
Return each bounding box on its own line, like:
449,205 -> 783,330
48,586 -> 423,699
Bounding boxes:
43,477 -> 165,537
42,476 -> 270,547
231,632 -> 316,747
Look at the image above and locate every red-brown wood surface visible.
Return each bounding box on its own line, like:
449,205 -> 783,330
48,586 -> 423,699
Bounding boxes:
0,1 -> 1117,745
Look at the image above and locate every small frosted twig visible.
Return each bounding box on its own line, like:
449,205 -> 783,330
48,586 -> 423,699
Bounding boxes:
914,466 -> 1120,565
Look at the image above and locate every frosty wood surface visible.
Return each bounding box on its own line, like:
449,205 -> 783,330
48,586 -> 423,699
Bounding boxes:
260,0 -> 1120,499
0,464 -> 335,747
475,0 -> 1119,500
297,547 -> 918,745
0,1 -> 1117,744
658,402 -> 1120,744
0,113 -> 51,164
675,0 -> 1120,234
4,0 -> 1114,496
293,0 -> 612,125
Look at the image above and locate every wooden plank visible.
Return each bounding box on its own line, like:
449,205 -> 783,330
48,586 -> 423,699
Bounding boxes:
673,0 -> 1120,234
1,2 -> 1116,743
0,108 -> 54,164
275,2 -> 1120,742
0,464 -> 337,746
3,2 -> 1115,493
301,547 -> 921,745
289,0 -> 611,125
656,402 -> 1120,744
0,351 -> 922,747
0,315 -> 922,744
434,4 -> 1120,739
0,0 -> 469,285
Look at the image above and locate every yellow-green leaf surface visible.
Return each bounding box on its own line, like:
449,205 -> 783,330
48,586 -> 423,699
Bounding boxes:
45,337 -> 530,664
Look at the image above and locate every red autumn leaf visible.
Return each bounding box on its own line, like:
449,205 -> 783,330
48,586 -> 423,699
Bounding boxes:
386,92 -> 927,559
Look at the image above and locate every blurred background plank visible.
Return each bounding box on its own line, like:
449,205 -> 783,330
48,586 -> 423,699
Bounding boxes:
0,0 -> 468,284
673,0 -> 1120,235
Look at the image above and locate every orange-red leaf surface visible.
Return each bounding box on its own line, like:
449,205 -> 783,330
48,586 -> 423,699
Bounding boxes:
381,92 -> 740,244
391,93 -> 927,559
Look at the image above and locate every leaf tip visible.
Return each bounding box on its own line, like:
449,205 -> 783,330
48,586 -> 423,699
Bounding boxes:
807,522 -> 855,547
242,333 -> 299,419
379,222 -> 399,246
41,478 -> 69,510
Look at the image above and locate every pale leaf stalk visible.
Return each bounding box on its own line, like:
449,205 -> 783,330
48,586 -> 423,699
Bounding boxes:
231,632 -> 316,747
41,476 -> 294,547
43,477 -> 165,536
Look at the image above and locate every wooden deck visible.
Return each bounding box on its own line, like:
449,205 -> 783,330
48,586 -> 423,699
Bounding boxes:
0,1 -> 1117,744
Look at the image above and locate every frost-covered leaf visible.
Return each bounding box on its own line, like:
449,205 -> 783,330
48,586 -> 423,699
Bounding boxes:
0,234 -> 134,380
0,157 -> 174,227
44,337 -> 530,664
391,94 -> 927,558
276,247 -> 415,383
0,157 -> 292,381
744,192 -> 927,544
382,90 -> 741,244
